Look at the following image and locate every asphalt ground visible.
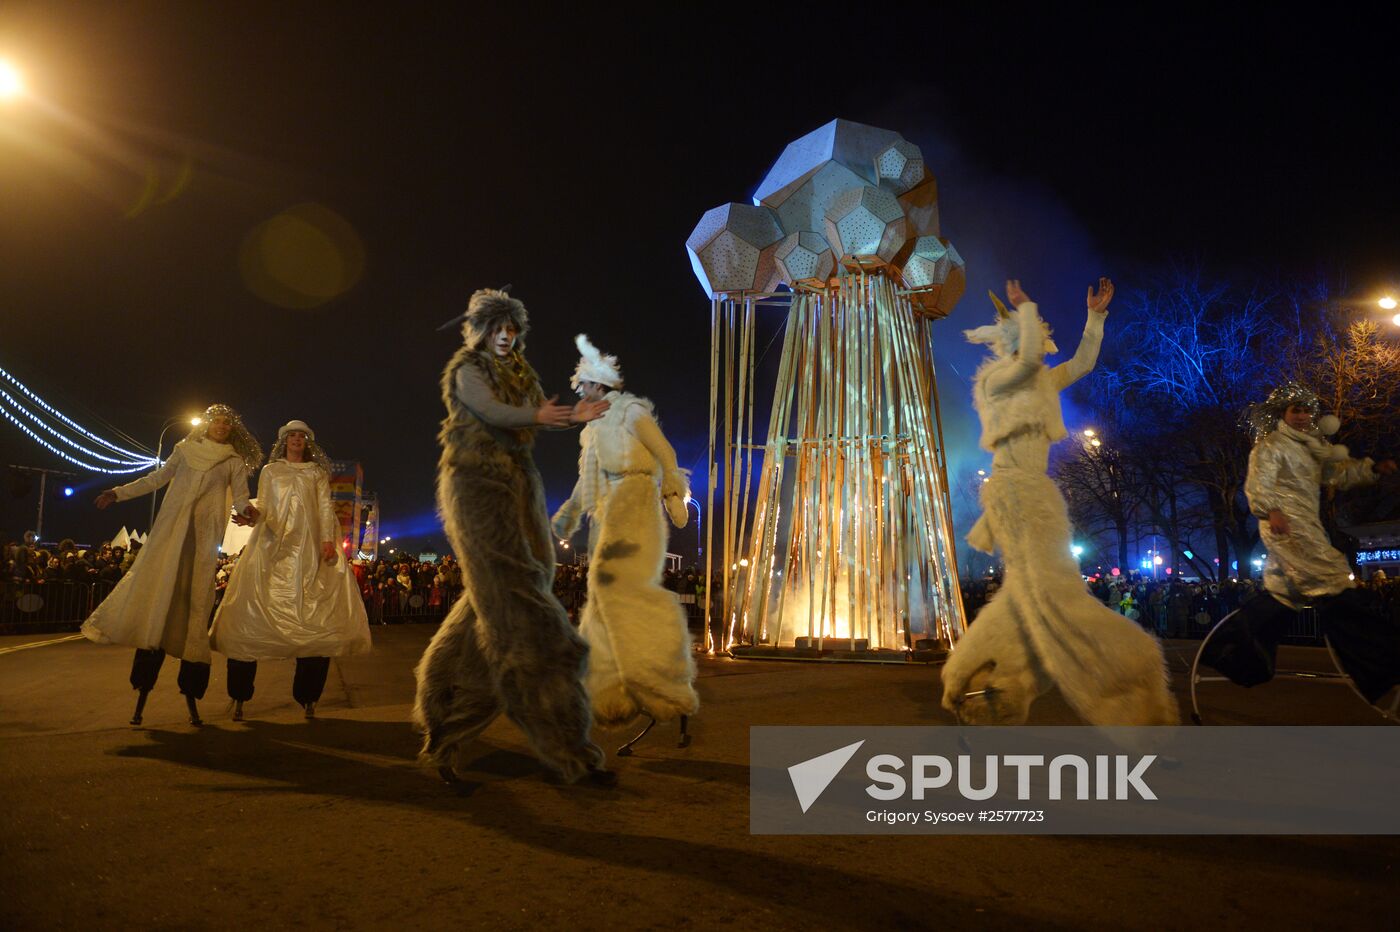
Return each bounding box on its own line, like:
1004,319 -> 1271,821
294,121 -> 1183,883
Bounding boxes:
1,627 -> 1396,931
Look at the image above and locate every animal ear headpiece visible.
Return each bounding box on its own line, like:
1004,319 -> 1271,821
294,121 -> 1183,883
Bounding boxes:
963,290 -> 1056,357
570,334 -> 622,392
437,286 -> 530,354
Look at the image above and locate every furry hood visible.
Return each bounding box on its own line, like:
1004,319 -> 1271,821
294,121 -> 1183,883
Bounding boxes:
571,334 -> 622,392
441,287 -> 530,354
963,295 -> 1057,357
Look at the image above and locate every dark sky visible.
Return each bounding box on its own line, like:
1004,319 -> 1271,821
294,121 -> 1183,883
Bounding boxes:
2,4 -> 1397,554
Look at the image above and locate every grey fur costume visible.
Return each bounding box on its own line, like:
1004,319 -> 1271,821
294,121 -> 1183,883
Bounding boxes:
412,289 -> 605,782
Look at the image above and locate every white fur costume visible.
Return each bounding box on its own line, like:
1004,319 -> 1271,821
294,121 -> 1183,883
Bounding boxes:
942,298 -> 1177,726
553,376 -> 696,725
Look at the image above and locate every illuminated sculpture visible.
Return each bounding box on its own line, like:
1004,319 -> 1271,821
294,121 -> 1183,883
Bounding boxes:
687,119 -> 966,657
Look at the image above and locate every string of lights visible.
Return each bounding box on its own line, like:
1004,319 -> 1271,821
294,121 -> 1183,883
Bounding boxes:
0,396 -> 156,474
0,364 -> 154,459
0,364 -> 160,474
0,386 -> 157,466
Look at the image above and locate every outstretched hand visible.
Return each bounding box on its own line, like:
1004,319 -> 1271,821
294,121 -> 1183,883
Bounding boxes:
94,490 -> 117,510
1006,279 -> 1031,307
535,395 -> 576,428
570,398 -> 610,424
1087,277 -> 1114,315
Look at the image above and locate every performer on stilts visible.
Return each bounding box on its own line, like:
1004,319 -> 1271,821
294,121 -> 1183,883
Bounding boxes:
942,279 -> 1177,726
1201,383 -> 1400,703
83,405 -> 262,726
209,420 -> 371,721
551,335 -> 697,755
413,288 -> 615,786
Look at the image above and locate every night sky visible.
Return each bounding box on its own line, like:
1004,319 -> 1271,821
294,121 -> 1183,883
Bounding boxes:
3,4 -> 1396,556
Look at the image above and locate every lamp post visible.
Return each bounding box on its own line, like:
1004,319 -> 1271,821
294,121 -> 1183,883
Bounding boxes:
149,416 -> 201,530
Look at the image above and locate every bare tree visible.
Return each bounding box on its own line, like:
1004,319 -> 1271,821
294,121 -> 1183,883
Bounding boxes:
1074,267 -> 1289,579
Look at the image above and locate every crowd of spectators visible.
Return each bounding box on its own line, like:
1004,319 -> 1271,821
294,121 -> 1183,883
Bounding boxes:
4,537 -> 137,586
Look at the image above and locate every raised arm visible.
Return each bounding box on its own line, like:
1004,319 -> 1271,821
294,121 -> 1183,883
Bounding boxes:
104,446 -> 184,504
980,280 -> 1051,395
1051,277 -> 1113,390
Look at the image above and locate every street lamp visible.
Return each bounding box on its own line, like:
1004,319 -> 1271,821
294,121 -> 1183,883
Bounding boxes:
1380,296 -> 1397,311
0,60 -> 24,101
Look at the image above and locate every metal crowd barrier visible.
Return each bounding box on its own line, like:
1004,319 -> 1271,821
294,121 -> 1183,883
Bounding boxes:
0,579 -> 118,634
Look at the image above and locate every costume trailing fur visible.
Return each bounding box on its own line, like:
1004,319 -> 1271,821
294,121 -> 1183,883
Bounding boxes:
412,289 -> 604,782
553,391 -> 696,726
942,297 -> 1177,727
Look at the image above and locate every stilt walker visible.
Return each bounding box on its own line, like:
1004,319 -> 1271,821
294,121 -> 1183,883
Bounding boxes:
209,420 -> 371,720
1201,383 -> 1400,702
551,335 -> 698,755
83,405 -> 262,725
941,279 -> 1178,726
413,288 -> 615,786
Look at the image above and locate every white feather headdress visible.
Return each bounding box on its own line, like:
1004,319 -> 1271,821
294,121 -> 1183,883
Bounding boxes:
570,334 -> 622,392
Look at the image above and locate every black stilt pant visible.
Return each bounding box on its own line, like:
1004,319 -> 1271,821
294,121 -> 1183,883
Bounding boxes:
293,657 -> 331,705
129,648 -> 210,700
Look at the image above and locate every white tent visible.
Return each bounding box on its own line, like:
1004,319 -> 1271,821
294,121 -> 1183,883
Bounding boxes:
111,527 -> 131,549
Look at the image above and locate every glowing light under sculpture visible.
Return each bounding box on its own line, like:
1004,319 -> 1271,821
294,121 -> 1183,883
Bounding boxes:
689,119 -> 967,657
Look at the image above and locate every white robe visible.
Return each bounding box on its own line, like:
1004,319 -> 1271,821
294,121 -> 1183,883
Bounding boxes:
81,439 -> 252,663
944,302 -> 1177,726
553,392 -> 696,725
210,461 -> 371,660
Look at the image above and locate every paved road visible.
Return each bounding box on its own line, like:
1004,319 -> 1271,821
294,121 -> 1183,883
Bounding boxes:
1,628 -> 1395,930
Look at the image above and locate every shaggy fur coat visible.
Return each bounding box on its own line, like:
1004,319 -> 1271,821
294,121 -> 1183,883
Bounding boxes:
412,291 -> 604,783
943,302 -> 1177,726
552,392 -> 696,725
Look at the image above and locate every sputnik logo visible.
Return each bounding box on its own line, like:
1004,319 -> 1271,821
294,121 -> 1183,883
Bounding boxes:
787,740 -> 865,813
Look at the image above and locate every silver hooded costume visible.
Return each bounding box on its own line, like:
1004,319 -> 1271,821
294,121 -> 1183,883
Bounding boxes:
941,296 -> 1177,727
1246,420 -> 1378,608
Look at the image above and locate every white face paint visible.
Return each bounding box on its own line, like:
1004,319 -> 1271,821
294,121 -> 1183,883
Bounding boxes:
579,381 -> 608,402
492,325 -> 518,357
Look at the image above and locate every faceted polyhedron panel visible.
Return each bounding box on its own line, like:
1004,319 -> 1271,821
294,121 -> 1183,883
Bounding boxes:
906,239 -> 966,319
874,140 -> 926,196
753,119 -> 905,204
822,185 -> 907,266
896,177 -> 940,238
900,236 -> 950,288
686,203 -> 784,297
763,161 -> 867,238
774,231 -> 837,287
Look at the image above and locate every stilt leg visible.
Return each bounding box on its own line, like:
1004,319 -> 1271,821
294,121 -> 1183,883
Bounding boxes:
616,716 -> 656,757
676,714 -> 691,749
185,695 -> 202,726
130,690 -> 150,726
303,702 -> 316,719
232,700 -> 244,722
